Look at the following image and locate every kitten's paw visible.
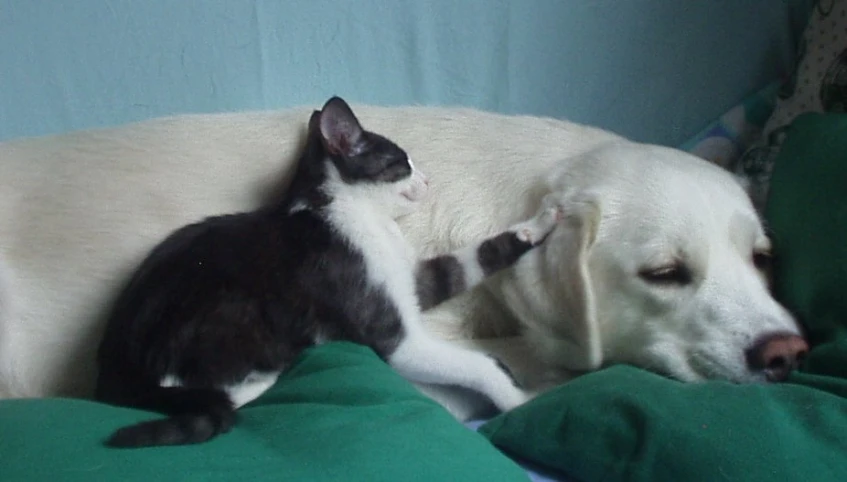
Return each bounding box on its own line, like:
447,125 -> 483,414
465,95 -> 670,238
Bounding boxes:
488,354 -> 523,388
512,194 -> 564,245
486,355 -> 531,411
494,386 -> 532,412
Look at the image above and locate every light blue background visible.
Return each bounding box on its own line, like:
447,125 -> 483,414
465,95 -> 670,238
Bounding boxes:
0,1 -> 812,145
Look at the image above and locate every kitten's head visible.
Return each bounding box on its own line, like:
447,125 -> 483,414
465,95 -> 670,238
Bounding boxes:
312,96 -> 429,218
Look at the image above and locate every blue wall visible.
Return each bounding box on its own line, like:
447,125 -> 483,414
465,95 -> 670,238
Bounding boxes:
0,1 -> 811,146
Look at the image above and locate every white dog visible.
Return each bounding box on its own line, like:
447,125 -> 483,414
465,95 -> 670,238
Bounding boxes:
0,105 -> 806,419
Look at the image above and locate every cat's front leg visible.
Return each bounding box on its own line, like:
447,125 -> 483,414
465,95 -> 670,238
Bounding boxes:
388,334 -> 530,413
509,192 -> 565,246
415,194 -> 564,311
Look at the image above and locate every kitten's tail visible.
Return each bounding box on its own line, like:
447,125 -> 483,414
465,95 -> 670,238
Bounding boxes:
105,386 -> 235,448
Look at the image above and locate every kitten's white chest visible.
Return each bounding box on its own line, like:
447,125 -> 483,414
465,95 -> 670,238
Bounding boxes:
344,211 -> 414,276
328,203 -> 419,318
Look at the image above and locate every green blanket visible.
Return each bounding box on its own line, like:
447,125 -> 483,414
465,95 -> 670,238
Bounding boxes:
479,113 -> 847,481
0,342 -> 529,482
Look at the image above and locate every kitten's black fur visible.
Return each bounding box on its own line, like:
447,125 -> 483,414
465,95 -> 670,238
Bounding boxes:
94,96 -> 557,448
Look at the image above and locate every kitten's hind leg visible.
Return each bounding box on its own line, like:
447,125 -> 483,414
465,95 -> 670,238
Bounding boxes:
388,334 -> 528,413
224,371 -> 280,408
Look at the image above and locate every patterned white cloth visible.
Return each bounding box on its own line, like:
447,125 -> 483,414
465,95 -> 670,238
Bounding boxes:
681,82 -> 780,169
765,0 -> 847,135
731,0 -> 847,212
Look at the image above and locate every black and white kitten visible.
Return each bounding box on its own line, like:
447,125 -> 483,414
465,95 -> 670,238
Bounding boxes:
94,96 -> 563,448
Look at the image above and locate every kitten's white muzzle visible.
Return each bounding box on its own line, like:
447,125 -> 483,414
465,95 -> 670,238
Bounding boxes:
402,171 -> 430,202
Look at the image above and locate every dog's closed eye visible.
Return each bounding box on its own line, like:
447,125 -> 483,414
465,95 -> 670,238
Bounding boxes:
638,263 -> 692,286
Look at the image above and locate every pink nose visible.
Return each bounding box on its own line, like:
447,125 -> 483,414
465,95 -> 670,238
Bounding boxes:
745,332 -> 809,382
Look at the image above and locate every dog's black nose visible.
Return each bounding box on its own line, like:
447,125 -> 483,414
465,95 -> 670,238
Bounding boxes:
745,332 -> 809,382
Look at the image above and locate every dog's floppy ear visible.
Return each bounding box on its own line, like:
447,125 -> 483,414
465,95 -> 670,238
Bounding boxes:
497,190 -> 603,374
543,192 -> 602,370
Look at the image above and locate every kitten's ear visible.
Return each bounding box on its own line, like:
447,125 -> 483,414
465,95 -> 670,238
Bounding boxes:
319,97 -> 365,157
307,110 -> 321,137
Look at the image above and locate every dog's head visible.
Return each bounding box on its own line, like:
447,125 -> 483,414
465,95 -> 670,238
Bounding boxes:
504,143 -> 806,384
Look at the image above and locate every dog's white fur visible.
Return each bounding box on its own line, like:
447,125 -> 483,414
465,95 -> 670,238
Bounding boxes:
0,105 -> 801,418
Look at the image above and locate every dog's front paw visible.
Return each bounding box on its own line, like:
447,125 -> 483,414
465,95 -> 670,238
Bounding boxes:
513,194 -> 564,245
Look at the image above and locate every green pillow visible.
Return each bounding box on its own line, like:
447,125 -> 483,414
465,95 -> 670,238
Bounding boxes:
766,113 -> 847,379
479,113 -> 847,482
0,342 -> 529,482
481,365 -> 847,482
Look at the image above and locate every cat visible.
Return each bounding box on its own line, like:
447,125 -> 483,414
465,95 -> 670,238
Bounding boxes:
94,96 -> 563,448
